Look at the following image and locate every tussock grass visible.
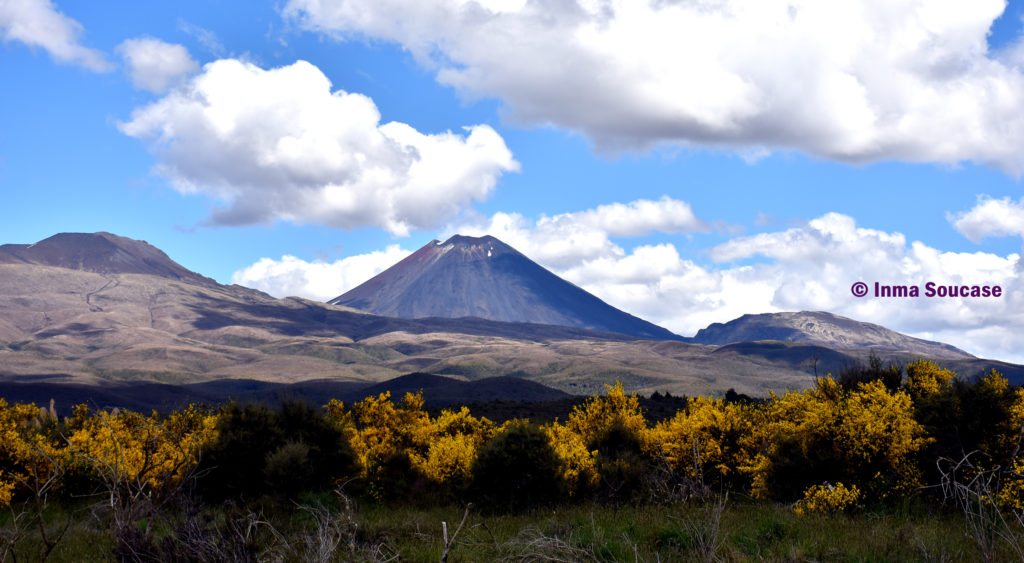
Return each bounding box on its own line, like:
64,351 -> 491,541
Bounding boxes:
0,498 -> 1004,562
351,501 -> 978,562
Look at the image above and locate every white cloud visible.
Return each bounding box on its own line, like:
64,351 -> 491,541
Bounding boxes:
177,20 -> 225,57
117,37 -> 198,93
231,244 -> 412,301
0,0 -> 109,71
949,196 -> 1024,242
445,196 -> 707,267
568,197 -> 706,236
285,0 -> 1024,173
119,58 -> 519,235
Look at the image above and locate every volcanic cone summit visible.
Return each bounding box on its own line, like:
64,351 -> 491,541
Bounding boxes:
331,234 -> 680,340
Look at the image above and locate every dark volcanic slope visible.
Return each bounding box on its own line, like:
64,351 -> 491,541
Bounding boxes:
0,232 -> 213,286
331,234 -> 680,341
693,311 -> 973,360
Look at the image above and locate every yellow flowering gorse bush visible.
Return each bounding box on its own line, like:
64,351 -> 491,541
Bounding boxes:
545,382 -> 651,494
329,391 -> 501,485
0,399 -> 68,506
794,482 -> 861,515
651,396 -> 749,482
741,377 -> 929,500
66,404 -> 218,492
904,360 -> 956,399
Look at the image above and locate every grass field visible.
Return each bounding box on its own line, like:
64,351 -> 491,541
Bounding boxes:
3,497 -> 1014,562
352,501 -> 997,562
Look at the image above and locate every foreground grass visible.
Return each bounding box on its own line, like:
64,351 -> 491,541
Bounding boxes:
355,501 -> 979,562
2,498 -> 1012,562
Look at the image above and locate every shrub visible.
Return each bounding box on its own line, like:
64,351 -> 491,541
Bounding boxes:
745,378 -> 929,503
331,393 -> 499,498
264,441 -> 313,497
590,419 -> 651,502
545,382 -> 650,498
564,382 -> 650,448
367,450 -> 433,503
956,370 -> 1020,463
471,423 -> 562,511
198,403 -> 280,500
199,401 -> 357,501
544,422 -> 597,496
837,354 -> 902,391
904,360 -> 956,400
793,482 -> 861,515
652,396 -> 749,491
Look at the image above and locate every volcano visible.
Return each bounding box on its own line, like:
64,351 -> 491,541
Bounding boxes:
330,235 -> 681,340
0,232 -> 214,286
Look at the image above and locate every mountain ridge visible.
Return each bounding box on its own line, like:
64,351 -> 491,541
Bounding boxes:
692,310 -> 972,360
0,232 -> 215,287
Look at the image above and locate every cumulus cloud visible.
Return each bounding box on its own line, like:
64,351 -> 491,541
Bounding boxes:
285,0 -> 1024,173
117,37 -> 198,93
949,196 -> 1024,242
567,197 -> 706,237
0,0 -> 109,71
119,58 -> 519,234
231,244 -> 411,301
444,196 -> 707,268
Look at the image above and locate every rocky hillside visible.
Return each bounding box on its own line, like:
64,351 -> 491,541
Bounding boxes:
692,311 -> 973,360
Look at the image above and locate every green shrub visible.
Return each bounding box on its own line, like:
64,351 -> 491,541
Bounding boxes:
198,401 -> 357,500
471,422 -> 562,511
590,419 -> 651,502
264,441 -> 313,497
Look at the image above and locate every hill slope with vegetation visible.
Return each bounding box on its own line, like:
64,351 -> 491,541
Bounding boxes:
0,360 -> 1022,560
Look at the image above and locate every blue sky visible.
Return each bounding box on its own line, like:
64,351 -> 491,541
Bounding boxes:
2,0 -> 1024,361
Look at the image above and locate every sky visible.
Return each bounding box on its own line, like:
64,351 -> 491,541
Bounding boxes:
2,0 -> 1024,362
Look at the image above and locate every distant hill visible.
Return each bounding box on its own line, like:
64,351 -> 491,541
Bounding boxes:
356,372 -> 571,404
331,234 -> 681,341
693,311 -> 973,360
0,373 -> 571,414
0,232 -> 215,287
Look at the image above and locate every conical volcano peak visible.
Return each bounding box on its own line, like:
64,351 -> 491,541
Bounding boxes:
434,234 -> 516,260
331,234 -> 680,340
442,234 -> 499,245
